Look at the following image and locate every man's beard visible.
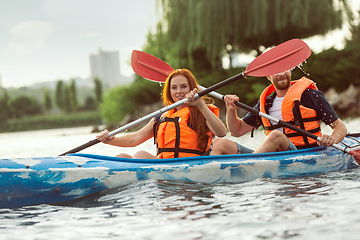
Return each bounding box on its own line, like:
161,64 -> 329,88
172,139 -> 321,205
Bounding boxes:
273,78 -> 291,90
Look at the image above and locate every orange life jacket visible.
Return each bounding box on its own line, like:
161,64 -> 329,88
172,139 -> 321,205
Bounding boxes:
153,105 -> 218,158
259,77 -> 322,149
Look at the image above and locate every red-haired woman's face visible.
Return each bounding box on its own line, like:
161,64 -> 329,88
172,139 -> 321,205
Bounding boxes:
170,75 -> 190,102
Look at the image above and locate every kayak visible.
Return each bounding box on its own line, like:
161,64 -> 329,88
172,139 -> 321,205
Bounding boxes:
1,135 -> 359,209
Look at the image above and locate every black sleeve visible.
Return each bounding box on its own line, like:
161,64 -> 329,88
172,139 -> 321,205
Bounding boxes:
242,100 -> 262,127
301,89 -> 339,125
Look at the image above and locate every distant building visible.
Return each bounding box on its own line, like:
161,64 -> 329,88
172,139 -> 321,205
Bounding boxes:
90,48 -> 130,89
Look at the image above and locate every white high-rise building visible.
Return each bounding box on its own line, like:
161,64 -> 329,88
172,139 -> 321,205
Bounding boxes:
90,48 -> 122,88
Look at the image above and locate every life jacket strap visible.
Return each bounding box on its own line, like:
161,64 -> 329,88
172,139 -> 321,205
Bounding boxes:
285,127 -> 321,138
251,117 -> 262,138
154,116 -> 181,158
296,143 -> 319,149
157,148 -> 204,156
264,99 -> 321,147
153,115 -> 212,158
263,117 -> 321,131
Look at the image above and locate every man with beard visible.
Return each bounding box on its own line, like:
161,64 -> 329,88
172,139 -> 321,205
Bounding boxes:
211,70 -> 347,155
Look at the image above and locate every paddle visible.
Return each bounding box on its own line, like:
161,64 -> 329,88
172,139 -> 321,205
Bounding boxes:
59,38 -> 311,156
131,40 -> 360,163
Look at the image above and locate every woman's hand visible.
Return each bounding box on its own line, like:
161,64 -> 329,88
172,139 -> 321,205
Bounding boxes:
96,129 -> 114,143
185,88 -> 202,106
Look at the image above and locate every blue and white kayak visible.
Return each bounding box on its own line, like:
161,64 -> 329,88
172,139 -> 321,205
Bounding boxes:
1,136 -> 359,209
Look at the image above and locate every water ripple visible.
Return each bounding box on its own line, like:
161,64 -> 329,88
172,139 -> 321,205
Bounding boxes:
2,127 -> 360,239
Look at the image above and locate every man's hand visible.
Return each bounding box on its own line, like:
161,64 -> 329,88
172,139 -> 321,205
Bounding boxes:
224,95 -> 240,110
317,134 -> 335,147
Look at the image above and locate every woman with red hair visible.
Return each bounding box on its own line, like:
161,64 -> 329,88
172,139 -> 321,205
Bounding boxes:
96,69 -> 227,159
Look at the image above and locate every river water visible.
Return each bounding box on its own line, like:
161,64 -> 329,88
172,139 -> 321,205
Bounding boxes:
1,118 -> 360,239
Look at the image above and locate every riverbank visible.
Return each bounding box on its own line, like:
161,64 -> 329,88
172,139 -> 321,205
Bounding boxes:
0,110 -> 102,133
325,84 -> 360,118
1,84 -> 359,134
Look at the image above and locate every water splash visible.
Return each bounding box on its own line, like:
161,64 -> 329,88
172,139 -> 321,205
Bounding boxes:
272,61 -> 310,77
297,60 -> 310,76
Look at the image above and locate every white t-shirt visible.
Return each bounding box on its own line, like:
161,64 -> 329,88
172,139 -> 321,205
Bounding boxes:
268,96 -> 284,133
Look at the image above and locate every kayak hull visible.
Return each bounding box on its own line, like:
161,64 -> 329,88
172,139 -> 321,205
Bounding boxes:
1,137 -> 359,209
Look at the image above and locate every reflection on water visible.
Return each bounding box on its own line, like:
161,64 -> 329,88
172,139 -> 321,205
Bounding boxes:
0,126 -> 267,158
156,180 -> 220,220
273,177 -> 332,197
0,176 -> 360,239
0,126 -> 158,158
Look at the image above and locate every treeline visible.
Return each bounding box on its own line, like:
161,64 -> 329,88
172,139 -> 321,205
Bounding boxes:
0,78 -> 104,132
53,78 -> 103,114
97,0 -> 360,126
148,0 -> 353,72
4,111 -> 102,132
2,1 -> 358,132
300,28 -> 360,92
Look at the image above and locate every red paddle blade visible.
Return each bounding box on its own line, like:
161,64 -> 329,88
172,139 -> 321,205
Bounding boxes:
349,149 -> 360,165
131,50 -> 174,82
245,39 -> 311,77
132,39 -> 311,80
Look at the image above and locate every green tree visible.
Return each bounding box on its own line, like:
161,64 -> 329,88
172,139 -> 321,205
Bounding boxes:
55,80 -> 65,111
63,85 -> 71,113
0,90 -> 10,122
8,95 -> 41,118
347,11 -> 360,43
69,79 -> 78,111
83,96 -> 96,110
94,77 -> 102,106
100,86 -> 133,124
55,80 -> 72,113
99,77 -> 161,124
156,0 -> 353,71
42,88 -> 52,113
143,23 -> 188,70
299,16 -> 360,92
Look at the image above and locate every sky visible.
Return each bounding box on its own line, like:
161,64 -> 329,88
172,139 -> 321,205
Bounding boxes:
0,0 -> 158,88
0,0 -> 359,88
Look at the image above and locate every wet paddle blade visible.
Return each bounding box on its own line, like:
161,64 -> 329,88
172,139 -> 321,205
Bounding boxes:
130,43 -> 360,163
349,149 -> 360,165
132,39 -> 312,81
245,39 -> 311,77
60,39 -> 313,155
131,50 -> 173,82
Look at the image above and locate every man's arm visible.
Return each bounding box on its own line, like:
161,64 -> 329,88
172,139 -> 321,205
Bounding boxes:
224,95 -> 254,137
318,118 -> 347,146
302,89 -> 348,146
226,108 -> 253,137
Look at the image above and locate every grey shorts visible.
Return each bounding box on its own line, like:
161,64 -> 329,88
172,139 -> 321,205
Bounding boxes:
235,142 -> 254,154
235,138 -> 297,154
287,139 -> 297,151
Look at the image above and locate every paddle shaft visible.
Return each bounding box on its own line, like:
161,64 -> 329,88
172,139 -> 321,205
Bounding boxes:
131,46 -> 360,161
62,40 -> 311,156
59,72 -> 245,156
199,86 -> 351,154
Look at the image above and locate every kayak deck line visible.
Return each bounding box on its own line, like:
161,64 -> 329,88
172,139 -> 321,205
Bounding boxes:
68,146 -> 329,164
1,136 -> 359,209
